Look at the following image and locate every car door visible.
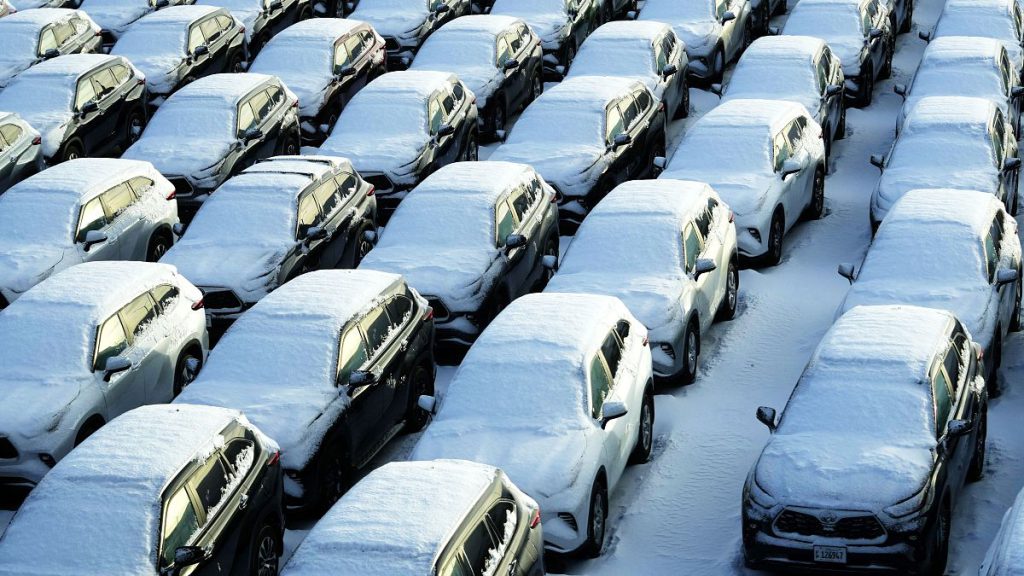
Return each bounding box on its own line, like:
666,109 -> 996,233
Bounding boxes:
505,186 -> 542,294
590,340 -> 629,486
280,187 -> 322,280
603,98 -> 630,187
93,303 -> 145,419
99,180 -> 147,260
72,70 -> 106,152
682,223 -> 714,331
76,195 -> 121,261
431,91 -> 459,164
494,195 -> 523,292
983,217 -> 1015,327
820,47 -> 844,132
779,118 -> 813,225
861,1 -> 885,74
184,19 -> 212,80
116,291 -> 165,410
309,175 -> 349,268
347,305 -> 400,463
87,66 -> 125,145
932,358 -> 968,493
694,199 -> 726,311
235,88 -> 278,168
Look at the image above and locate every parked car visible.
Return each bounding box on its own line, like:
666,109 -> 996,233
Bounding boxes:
743,304 -> 988,575
0,262 -> 208,486
782,0 -> 893,107
869,96 -> 1020,226
281,460 -> 544,576
81,0 -> 196,47
0,0 -> 12,18
490,76 -> 666,230
839,189 -> 1021,392
316,0 -> 359,17
894,36 -> 1022,133
111,6 -> 246,108
721,36 -> 845,159
0,54 -> 147,164
745,0 -> 787,35
123,73 -> 300,221
250,18 -> 386,144
0,159 -> 179,306
318,71 -> 478,217
350,0 -> 471,69
981,485 -> 1024,576
0,404 -> 284,575
196,0 -> 314,56
10,0 -> 83,7
410,15 -> 543,140
176,270 -> 435,511
638,0 -> 753,83
360,161 -> 558,349
0,112 -> 44,194
661,99 -> 825,266
413,292 -> 655,558
0,8 -> 102,89
548,180 -> 737,383
162,155 -> 377,328
490,0 -> 599,78
923,0 -> 1024,77
567,21 -> 690,120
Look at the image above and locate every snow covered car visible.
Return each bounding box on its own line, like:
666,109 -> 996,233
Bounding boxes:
0,0 -> 11,18
490,76 -> 666,229
250,18 -> 386,144
868,96 -> 1020,226
162,155 -> 377,327
838,189 -> 1022,393
923,0 -> 1024,78
744,305 -> 988,575
350,0 -> 471,70
0,262 -> 209,486
567,21 -> 690,120
0,159 -> 179,306
196,0 -> 313,56
0,8 -> 102,89
10,0 -> 83,8
359,161 -> 559,349
80,0 -> 196,47
0,112 -> 44,194
410,15 -> 543,140
0,404 -> 285,576
281,460 -> 544,576
893,37 -> 1022,134
111,6 -> 246,108
782,0 -> 893,107
176,270 -> 435,511
318,71 -> 479,217
123,73 -> 300,221
548,180 -> 737,383
981,485 -> 1024,576
0,54 -> 147,164
638,0 -> 753,84
721,36 -> 845,159
412,292 -> 655,557
661,99 -> 826,266
490,0 -> 599,79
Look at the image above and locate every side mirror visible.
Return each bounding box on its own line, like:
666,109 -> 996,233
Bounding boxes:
708,82 -> 723,97
693,258 -> 717,280
83,229 -> 108,251
996,268 -> 1019,286
193,44 -> 209,57
79,100 -> 99,116
102,356 -> 132,381
305,226 -> 328,242
825,84 -> 844,97
946,419 -> 973,438
837,262 -> 856,284
349,370 -> 377,387
1004,157 -> 1022,172
653,156 -> 667,170
173,546 -> 206,568
918,30 -> 931,41
434,3 -> 450,13
600,401 -> 628,427
893,83 -> 907,98
503,58 -> 520,71
722,10 -> 736,22
156,0 -> 171,7
504,233 -> 527,251
172,222 -> 185,237
335,65 -> 356,79
613,133 -> 632,148
767,25 -> 780,35
242,127 -> 263,142
869,28 -> 884,39
869,154 -> 885,170
1012,86 -> 1024,98
781,158 -> 802,178
417,394 -> 436,414
661,64 -> 678,78
436,124 -> 456,137
43,48 -> 60,60
756,406 -> 777,432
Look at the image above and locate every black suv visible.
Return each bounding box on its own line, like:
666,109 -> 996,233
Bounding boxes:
350,0 -> 471,69
0,404 -> 285,576
176,270 -> 435,513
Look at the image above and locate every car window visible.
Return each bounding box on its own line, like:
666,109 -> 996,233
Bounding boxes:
119,292 -> 158,340
360,305 -> 394,357
1015,4 -> 1024,40
772,131 -> 791,171
334,41 -> 350,71
452,81 -> 466,104
249,91 -> 272,124
100,182 -> 137,220
815,53 -> 828,93
0,124 -> 21,149
991,118 -> 1006,166
605,104 -> 625,143
620,98 -> 640,131
160,487 -> 200,568
600,330 -> 624,378
654,35 -> 669,71
94,314 -> 128,370
386,294 -> 413,327
187,454 -> 231,518
237,101 -> 257,135
441,90 -> 456,117
77,197 -> 108,242
933,367 -> 953,437
54,21 -> 75,46
483,500 -> 517,568
634,89 -> 652,116
75,74 -> 98,110
188,23 -> 206,53
715,0 -> 728,19
495,199 -> 517,246
200,17 -> 223,42
509,186 -> 532,222
461,518 -> 497,574
338,325 -> 369,382
336,171 -> 359,197
943,339 -> 963,393
695,205 -> 713,239
110,64 -> 130,84
589,354 -> 613,419
90,68 -> 119,100
0,131 -> 7,154
496,36 -> 513,67
344,33 -> 364,62
222,437 -> 255,476
507,27 -> 524,54
296,192 -> 321,239
128,176 -> 154,196
311,177 -> 341,218
216,14 -> 234,30
152,283 -> 179,311
428,97 -> 443,133
948,330 -> 970,393
38,27 -> 58,55
683,224 -> 702,273
1000,52 -> 1013,95
786,117 -> 806,150
984,230 -> 999,282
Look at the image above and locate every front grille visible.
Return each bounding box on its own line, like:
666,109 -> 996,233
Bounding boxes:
557,513 -> 577,532
426,297 -> 450,321
775,509 -> 885,541
363,173 -> 394,193
383,36 -> 399,51
168,177 -> 194,197
201,289 -> 242,311
659,343 -> 675,360
0,437 -> 18,460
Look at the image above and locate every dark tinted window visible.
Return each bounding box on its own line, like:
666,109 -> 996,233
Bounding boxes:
620,98 -> 640,130
188,456 -> 231,517
695,208 -> 712,240
496,200 -> 517,246
160,487 -> 199,567
119,292 -> 158,339
600,330 -> 623,378
222,438 -> 255,475
386,295 -> 413,327
336,171 -> 359,197
312,178 -> 341,218
91,68 -> 118,99
634,89 -> 652,114
461,519 -> 496,574
296,193 -> 320,238
933,368 -> 953,437
360,306 -> 393,356
152,284 -> 179,311
338,326 -> 369,382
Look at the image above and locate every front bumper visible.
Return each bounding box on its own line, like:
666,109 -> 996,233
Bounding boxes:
735,212 -> 771,259
685,49 -> 715,81
745,531 -> 921,573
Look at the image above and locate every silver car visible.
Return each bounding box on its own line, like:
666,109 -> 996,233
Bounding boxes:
0,8 -> 102,89
639,0 -> 753,83
0,112 -> 44,194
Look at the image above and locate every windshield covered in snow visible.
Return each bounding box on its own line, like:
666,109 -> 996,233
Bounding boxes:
114,24 -> 188,58
784,5 -> 863,38
727,58 -> 817,98
334,99 -> 427,138
380,194 -> 493,250
562,215 -> 684,276
888,128 -> 995,172
857,224 -> 986,286
572,41 -> 656,78
0,75 -> 74,114
416,34 -> 497,71
494,0 -> 567,14
642,0 -> 715,22
251,43 -> 332,77
936,11 -> 1020,42
0,192 -> 76,247
911,61 -> 1005,97
506,105 -> 605,147
0,25 -> 40,60
146,97 -> 236,140
671,125 -> 772,174
181,190 -> 296,247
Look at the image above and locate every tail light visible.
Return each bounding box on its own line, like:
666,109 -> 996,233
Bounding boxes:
642,336 -> 649,347
166,190 -> 176,200
366,185 -> 375,197
976,346 -> 984,361
659,101 -> 665,112
94,31 -> 101,37
136,78 -> 145,86
530,508 -> 541,529
549,193 -> 557,203
191,298 -> 204,310
291,100 -> 299,109
239,26 -> 245,35
267,450 -> 281,467
31,136 -> 41,146
422,306 -> 434,321
728,210 -> 735,223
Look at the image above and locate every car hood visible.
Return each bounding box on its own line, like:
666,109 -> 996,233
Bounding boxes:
547,271 -> 683,332
360,245 -> 496,308
497,9 -> 566,46
0,59 -> 30,89
491,143 -> 602,197
117,53 -> 182,95
0,243 -> 67,294
354,10 -> 424,38
674,21 -> 720,53
876,168 -> 999,208
331,135 -> 424,175
162,242 -> 285,299
88,5 -> 149,35
755,433 -> 935,510
698,175 -> 774,217
0,378 -> 87,440
842,282 -> 992,346
124,136 -> 234,178
826,37 -> 864,75
17,107 -> 71,158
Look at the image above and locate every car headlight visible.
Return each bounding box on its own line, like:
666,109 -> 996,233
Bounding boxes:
749,475 -> 777,509
242,267 -> 278,292
884,484 -> 931,519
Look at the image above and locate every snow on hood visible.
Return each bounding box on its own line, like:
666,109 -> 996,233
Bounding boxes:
492,0 -> 567,46
162,242 -> 283,300
0,80 -> 73,158
548,272 -> 682,333
350,2 -> 426,38
124,135 -> 233,178
251,48 -> 331,118
876,167 -> 1000,210
83,1 -> 150,35
0,59 -> 30,89
324,134 -> 423,176
320,94 -> 428,178
673,21 -> 720,53
0,377 -> 87,440
0,243 -> 67,295
491,142 -> 602,197
826,36 -> 865,74
360,245 -> 496,309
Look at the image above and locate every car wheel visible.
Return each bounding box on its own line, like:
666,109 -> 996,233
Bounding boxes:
716,259 -> 739,321
967,411 -> 987,482
529,71 -> 543,104
296,3 -> 312,21
404,362 -> 434,432
927,503 -> 951,576
674,77 -> 690,119
765,208 -> 784,266
880,42 -> 894,79
836,105 -> 847,140
228,51 -> 245,73
1011,277 -> 1022,331
900,0 -> 914,33
490,98 -> 507,140
250,521 -> 281,576
601,1 -> 613,23
280,132 -> 300,156
744,18 -> 755,48
347,222 -> 375,267
680,318 -> 699,384
711,44 -> 726,84
563,42 -> 577,76
124,109 -> 145,147
772,0 -> 787,16
60,140 -> 83,163
856,65 -> 874,108
988,332 -> 1002,397
317,444 -> 347,511
463,131 -> 479,161
173,349 -> 202,396
538,234 -> 559,288
757,0 -> 770,36
74,417 -> 103,447
580,478 -> 608,558
804,166 -> 825,220
628,390 -> 654,464
146,230 -> 172,262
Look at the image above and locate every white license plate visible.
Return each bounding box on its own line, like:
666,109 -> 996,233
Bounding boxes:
813,545 -> 847,564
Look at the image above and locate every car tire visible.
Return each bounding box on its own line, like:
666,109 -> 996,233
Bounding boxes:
59,140 -> 84,163
900,0 -> 913,33
628,389 -> 655,464
988,332 -> 1002,397
490,96 -> 507,141
228,50 -> 245,73
173,348 -> 202,396
716,259 -> 739,321
601,1 -> 613,24
927,502 -> 951,576
250,521 -> 281,576
536,234 -> 559,289
316,443 -> 347,511
580,478 -> 608,558
710,44 -> 726,84
674,77 -> 690,119
528,71 -> 543,104
123,108 -> 146,148
146,229 -> 172,262
74,417 -> 103,447
680,318 -> 699,384
772,0 -> 787,16
836,105 -> 847,140
765,208 -> 785,266
279,131 -> 300,156
855,65 -> 874,108
755,1 -> 770,36
404,361 -> 435,433
296,2 -> 312,21
463,131 -> 479,161
803,165 -> 825,220
880,42 -> 894,79
967,411 -> 987,482
1011,277 -> 1022,331
345,221 -> 375,268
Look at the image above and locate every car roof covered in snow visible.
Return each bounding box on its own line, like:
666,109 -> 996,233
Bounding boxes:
7,157 -> 165,203
0,404 -> 251,576
169,72 -> 277,105
409,160 -> 535,203
16,53 -> 120,79
261,17 -> 365,43
359,70 -> 457,100
538,75 -> 645,107
943,0 -> 1015,13
923,35 -> 1006,62
1,7 -> 86,27
436,13 -> 522,35
903,95 -> 999,130
693,98 -> 809,131
241,154 -> 352,180
129,4 -> 222,25
583,179 -> 713,222
881,188 -> 1002,240
586,20 -> 673,43
282,460 -> 501,576
741,35 -> 827,62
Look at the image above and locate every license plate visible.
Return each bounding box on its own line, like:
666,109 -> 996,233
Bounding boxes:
813,545 -> 847,564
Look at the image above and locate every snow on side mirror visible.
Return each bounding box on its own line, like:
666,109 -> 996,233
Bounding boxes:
653,156 -> 667,170
83,229 -> 109,251
868,28 -> 883,39
837,262 -> 856,284
869,154 -> 885,170
756,406 -> 777,432
709,83 -> 723,97
102,356 -> 132,382
349,370 -> 377,387
417,395 -> 437,414
893,84 -> 907,98
946,419 -> 972,438
693,258 -> 717,280
174,546 -> 206,568
601,401 -> 628,427
996,268 -> 1019,286
781,158 -> 802,178
661,64 -> 678,78
504,233 -> 527,252
1004,157 -> 1022,172
722,10 -> 736,22
768,25 -> 781,35
918,30 -> 931,41
172,223 -> 185,237
1013,86 -> 1024,98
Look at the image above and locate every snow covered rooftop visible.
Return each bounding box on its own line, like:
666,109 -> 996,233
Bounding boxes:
0,404 -> 246,575
263,17 -> 363,43
1,7 -> 80,27
586,20 -> 672,42
903,95 -> 999,129
130,4 -> 220,25
358,70 -> 456,100
413,160 -> 534,203
16,261 -> 178,320
435,13 -> 522,35
281,460 -> 500,576
740,35 -> 826,62
882,188 -> 1002,239
242,155 -> 351,179
16,53 -> 117,78
169,72 -> 275,104
692,98 -> 808,130
943,0 -> 1015,12
923,35 -> 1005,60
540,75 -> 644,106
8,157 -> 162,202
583,179 -> 712,222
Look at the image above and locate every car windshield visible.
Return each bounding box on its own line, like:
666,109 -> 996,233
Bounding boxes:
181,189 -> 296,247
415,35 -> 497,71
672,125 -> 772,174
911,62 -> 1005,98
0,74 -> 75,114
0,192 -> 77,247
505,105 -> 605,147
858,224 -> 985,287
380,194 -> 493,250
251,42 -> 332,78
785,6 -> 862,37
561,215 -> 684,276
200,0 -> 257,11
888,129 -> 995,172
642,0 -> 716,22
146,97 -> 236,140
572,41 -> 656,78
495,0 -> 567,14
333,99 -> 427,138
0,25 -> 39,60
728,58 -> 817,99
112,24 -> 188,57
936,11 -> 1019,42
